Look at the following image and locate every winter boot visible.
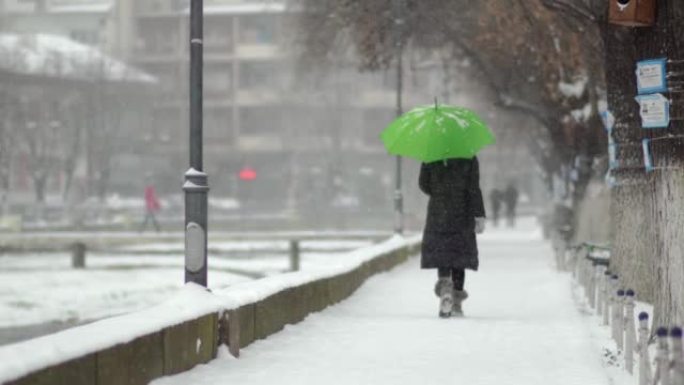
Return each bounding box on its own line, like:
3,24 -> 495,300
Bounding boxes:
451,290 -> 469,317
435,278 -> 454,318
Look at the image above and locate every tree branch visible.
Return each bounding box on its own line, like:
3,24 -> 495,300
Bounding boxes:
541,0 -> 597,24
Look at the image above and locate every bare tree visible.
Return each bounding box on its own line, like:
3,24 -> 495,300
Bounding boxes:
293,0 -> 607,207
12,43 -> 83,206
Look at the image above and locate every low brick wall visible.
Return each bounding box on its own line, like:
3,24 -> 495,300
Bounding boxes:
8,313 -> 219,385
223,242 -> 420,355
4,239 -> 420,385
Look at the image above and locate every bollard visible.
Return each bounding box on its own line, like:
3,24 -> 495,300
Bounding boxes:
588,263 -> 599,309
596,266 -> 606,317
607,275 -> 619,329
577,256 -> 586,292
639,313 -> 653,385
71,242 -> 86,269
672,327 -> 684,385
289,239 -> 300,272
614,289 -> 625,350
603,271 -> 612,325
596,265 -> 607,316
580,255 -> 587,286
583,259 -> 592,296
625,290 -> 636,374
655,327 -> 672,385
587,263 -> 595,309
572,245 -> 581,279
556,237 -> 566,270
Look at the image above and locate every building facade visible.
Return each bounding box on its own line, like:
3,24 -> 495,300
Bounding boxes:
0,0 -> 113,45
112,0 -> 426,226
0,0 -> 455,229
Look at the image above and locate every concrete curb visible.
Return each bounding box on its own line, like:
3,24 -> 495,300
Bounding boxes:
6,240 -> 420,385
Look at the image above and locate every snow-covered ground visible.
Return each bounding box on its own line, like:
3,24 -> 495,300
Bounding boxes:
0,258 -> 248,330
0,240 -> 372,331
0,235 -> 418,383
118,239 -> 374,253
572,277 -> 657,385
153,221 -> 618,385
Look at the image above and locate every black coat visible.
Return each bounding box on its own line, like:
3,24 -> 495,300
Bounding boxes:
419,157 -> 485,271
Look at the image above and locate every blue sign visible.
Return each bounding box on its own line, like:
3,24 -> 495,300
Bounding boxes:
636,58 -> 668,94
635,93 -> 670,128
642,139 -> 654,172
601,110 -> 615,133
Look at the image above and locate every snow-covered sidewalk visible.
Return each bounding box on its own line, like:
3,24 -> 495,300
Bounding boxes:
153,227 -> 613,385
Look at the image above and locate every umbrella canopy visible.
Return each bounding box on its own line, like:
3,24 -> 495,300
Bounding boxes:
380,104 -> 495,163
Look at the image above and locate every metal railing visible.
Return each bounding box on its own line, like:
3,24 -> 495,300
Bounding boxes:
572,243 -> 684,385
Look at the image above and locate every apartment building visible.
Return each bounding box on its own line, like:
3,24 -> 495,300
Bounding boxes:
0,0 -> 113,45
113,0 -> 414,216
0,0 -> 437,223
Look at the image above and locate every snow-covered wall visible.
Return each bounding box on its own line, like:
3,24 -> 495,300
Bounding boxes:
0,235 -> 421,384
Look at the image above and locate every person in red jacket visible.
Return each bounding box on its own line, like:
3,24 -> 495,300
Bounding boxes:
140,182 -> 161,232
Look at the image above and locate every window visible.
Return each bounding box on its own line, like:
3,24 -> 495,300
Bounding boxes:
206,66 -> 232,96
241,106 -> 281,135
240,62 -> 277,89
70,30 -> 98,46
205,17 -> 233,52
136,21 -> 179,55
239,15 -> 278,45
205,110 -> 233,141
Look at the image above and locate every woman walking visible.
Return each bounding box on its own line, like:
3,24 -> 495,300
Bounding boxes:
419,157 -> 486,318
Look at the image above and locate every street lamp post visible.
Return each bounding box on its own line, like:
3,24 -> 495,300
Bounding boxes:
393,0 -> 405,235
184,0 -> 209,286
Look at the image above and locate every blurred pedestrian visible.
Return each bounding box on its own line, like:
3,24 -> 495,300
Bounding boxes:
140,179 -> 161,233
503,182 -> 519,227
419,157 -> 486,318
489,188 -> 502,226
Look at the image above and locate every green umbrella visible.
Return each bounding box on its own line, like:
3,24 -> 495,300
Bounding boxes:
380,103 -> 495,163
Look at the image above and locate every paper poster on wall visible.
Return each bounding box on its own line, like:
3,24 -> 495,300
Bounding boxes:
601,110 -> 615,133
635,93 -> 670,128
608,139 -> 619,170
642,138 -> 654,173
636,58 -> 668,94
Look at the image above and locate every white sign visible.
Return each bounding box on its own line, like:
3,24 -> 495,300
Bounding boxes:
642,139 -> 654,172
635,93 -> 670,128
636,58 -> 668,94
185,222 -> 206,273
608,140 -> 619,170
601,110 -> 615,132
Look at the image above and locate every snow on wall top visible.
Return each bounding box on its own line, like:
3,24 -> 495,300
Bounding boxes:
215,234 -> 419,309
49,3 -> 113,14
0,235 -> 420,383
0,33 -> 156,84
192,2 -> 286,15
0,284 -> 223,383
